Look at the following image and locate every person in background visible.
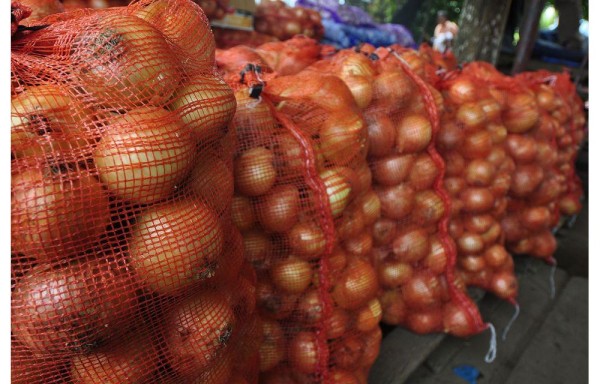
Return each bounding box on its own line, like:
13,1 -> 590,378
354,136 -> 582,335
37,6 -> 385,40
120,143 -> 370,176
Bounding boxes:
432,10 -> 459,53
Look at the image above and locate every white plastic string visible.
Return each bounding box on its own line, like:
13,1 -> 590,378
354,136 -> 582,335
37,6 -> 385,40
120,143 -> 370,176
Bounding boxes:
501,303 -> 521,341
484,323 -> 497,363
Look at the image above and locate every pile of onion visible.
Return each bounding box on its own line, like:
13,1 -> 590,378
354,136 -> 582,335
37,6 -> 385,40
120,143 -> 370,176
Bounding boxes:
436,64 -> 519,303
228,65 -> 380,383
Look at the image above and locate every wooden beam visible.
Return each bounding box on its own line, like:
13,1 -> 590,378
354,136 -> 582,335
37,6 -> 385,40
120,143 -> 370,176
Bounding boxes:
511,0 -> 544,74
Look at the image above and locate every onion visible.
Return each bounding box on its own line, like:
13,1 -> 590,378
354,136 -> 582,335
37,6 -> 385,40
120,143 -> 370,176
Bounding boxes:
344,232 -> 373,257
372,154 -> 415,186
329,247 -> 349,276
288,222 -> 326,261
243,230 -> 273,272
448,78 -> 477,104
406,310 -> 443,334
424,236 -> 449,275
372,218 -> 398,246
326,308 -> 351,339
320,111 -> 365,165
402,272 -> 442,310
501,215 -> 525,243
443,303 -> 475,337
456,102 -> 487,130
257,185 -> 300,232
392,228 -> 430,263
376,184 -> 414,220
445,177 -> 466,196
357,190 -> 381,225
536,87 -> 558,111
484,244 -> 510,268
463,214 -> 494,234
460,187 -> 495,213
459,255 -> 485,272
271,257 -> 313,294
490,271 -> 518,299
490,172 -> 511,198
289,332 -> 319,374
487,122 -> 508,144
380,289 -> 407,324
462,130 -> 493,160
341,75 -> 373,110
259,320 -> 286,372
503,93 -> 539,133
437,120 -> 465,150
396,114 -> 432,154
355,299 -> 383,332
339,53 -> 377,79
408,154 -> 440,191
378,261 -> 413,288
332,258 -> 378,310
256,281 -> 299,320
464,159 -> 495,187
457,232 -> 485,254
412,190 -> 445,226
354,163 -> 373,197
296,289 -> 324,324
479,98 -> 502,121
510,164 -> 544,197
448,219 -> 464,238
559,194 -> 583,216
366,114 -> 396,157
505,134 -> 537,164
337,206 -> 366,241
481,221 -> 502,245
332,336 -> 364,370
444,152 -> 466,177
486,147 -> 507,167
521,206 -> 552,231
234,147 -> 277,196
530,230 -> 557,259
372,71 -> 414,110
319,168 -> 353,218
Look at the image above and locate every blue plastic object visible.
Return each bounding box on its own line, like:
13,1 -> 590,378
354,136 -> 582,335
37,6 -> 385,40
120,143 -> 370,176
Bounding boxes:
453,364 -> 480,384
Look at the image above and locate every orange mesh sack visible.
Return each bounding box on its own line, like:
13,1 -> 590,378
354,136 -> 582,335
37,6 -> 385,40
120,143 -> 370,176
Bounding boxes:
305,46 -> 488,338
213,28 -> 280,49
254,0 -> 324,41
11,1 -> 260,383
434,63 -> 519,305
515,70 -> 587,219
457,64 -> 562,264
228,65 -> 381,383
254,35 -> 322,76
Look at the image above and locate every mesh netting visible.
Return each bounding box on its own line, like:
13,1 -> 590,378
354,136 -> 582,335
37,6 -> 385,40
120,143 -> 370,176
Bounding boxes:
434,62 -> 519,304
254,0 -> 324,41
11,1 -> 259,383
225,60 -> 380,382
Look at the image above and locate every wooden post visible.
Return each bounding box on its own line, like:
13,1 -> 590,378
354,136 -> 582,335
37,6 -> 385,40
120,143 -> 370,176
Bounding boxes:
511,0 -> 544,74
453,0 -> 514,64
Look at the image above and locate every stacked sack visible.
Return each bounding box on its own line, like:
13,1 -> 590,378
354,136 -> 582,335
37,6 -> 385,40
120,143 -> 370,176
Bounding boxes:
254,0 -> 324,41
434,63 -> 519,305
218,48 -> 381,382
302,45 -> 489,338
11,1 -> 260,383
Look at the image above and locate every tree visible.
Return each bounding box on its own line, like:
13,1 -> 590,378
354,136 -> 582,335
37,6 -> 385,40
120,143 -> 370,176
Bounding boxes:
453,0 -> 514,64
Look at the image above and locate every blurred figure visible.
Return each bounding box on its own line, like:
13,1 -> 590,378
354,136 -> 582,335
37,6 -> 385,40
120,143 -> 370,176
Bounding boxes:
432,10 -> 459,53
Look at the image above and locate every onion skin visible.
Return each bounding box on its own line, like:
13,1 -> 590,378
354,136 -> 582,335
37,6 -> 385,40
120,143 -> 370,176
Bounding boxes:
406,310 -> 443,334
443,303 -> 476,337
505,134 -> 538,164
332,258 -> 378,310
490,271 -> 518,300
366,114 -> 396,157
376,184 -> 415,220
234,147 -> 277,197
257,184 -> 300,232
289,332 -> 319,374
456,102 -> 487,130
372,154 -> 414,186
460,188 -> 495,213
395,114 -> 432,154
401,272 -> 442,310
484,245 -> 510,268
510,165 -> 545,197
464,159 -> 495,187
392,228 -> 430,263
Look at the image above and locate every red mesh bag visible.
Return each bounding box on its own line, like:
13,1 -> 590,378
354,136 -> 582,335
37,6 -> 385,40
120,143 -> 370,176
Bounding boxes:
454,63 -> 561,265
303,46 -> 489,340
254,0 -> 324,41
213,27 -> 280,49
254,36 -> 322,76
433,63 -> 519,307
227,64 -> 381,382
196,0 -> 231,20
514,70 -> 587,219
11,1 -> 259,383
16,0 -> 64,24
